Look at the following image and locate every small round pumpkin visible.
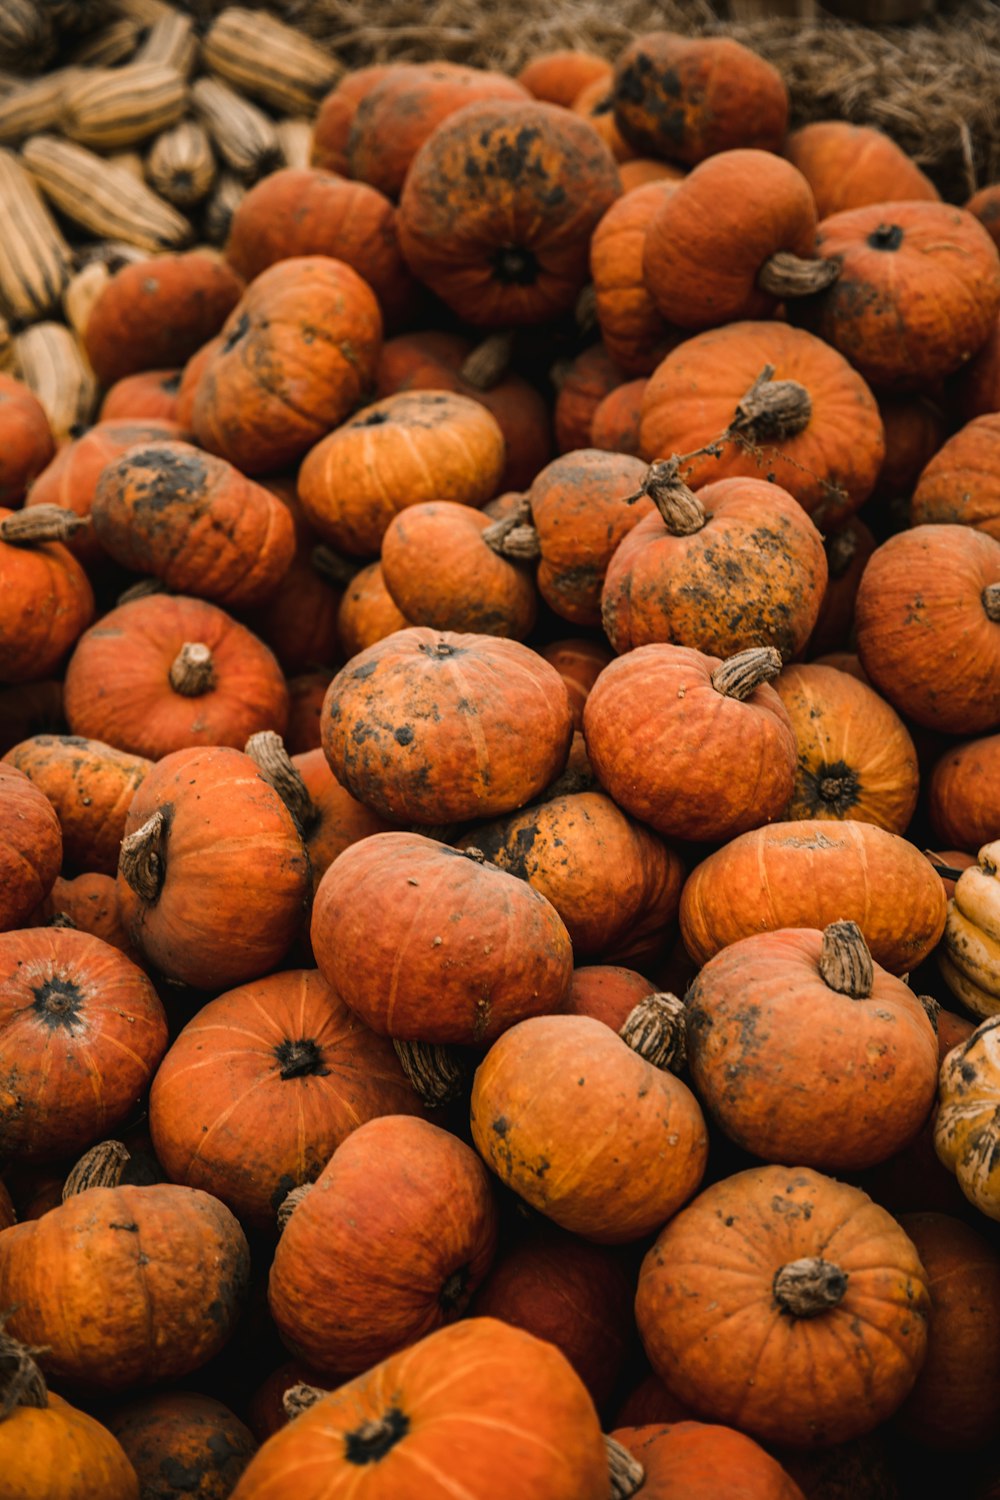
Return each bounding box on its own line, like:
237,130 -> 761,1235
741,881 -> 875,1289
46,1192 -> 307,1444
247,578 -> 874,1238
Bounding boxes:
33,873 -> 137,960
929,733 -> 1000,850
99,368 -> 182,423
0,372 -> 54,505
875,393 -> 948,499
336,561 -> 409,657
4,734 -> 149,877
567,965 -> 655,1031
554,342 -> 628,453
0,763 -> 61,933
612,1422 -> 805,1500
784,121 -> 939,218
911,412 -> 1000,539
516,49 -> 612,107
0,506 -> 95,683
570,75 -> 635,163
106,1392 -> 257,1500
243,496 -> 341,676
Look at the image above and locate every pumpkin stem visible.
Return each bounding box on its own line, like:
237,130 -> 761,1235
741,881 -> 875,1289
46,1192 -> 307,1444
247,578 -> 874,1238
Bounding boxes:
619,993 -> 687,1073
462,846 -> 488,863
0,1317 -> 49,1420
918,994 -> 940,1031
118,577 -> 167,606
0,505 -> 89,545
982,583 -> 1000,622
606,1434 -> 646,1499
63,1140 -> 130,1199
245,731 -> 318,836
277,1183 -> 312,1233
282,1382 -> 328,1420
312,544 -> 361,588
460,331 -> 514,391
274,1037 -> 328,1080
773,1256 -> 849,1318
393,1038 -> 468,1107
757,251 -> 841,299
819,920 -> 874,999
729,365 -> 812,444
119,808 -> 167,905
710,646 -> 783,701
575,283 -> 598,336
625,456 -> 705,534
826,526 -> 858,580
169,642 -> 215,697
481,497 -> 541,561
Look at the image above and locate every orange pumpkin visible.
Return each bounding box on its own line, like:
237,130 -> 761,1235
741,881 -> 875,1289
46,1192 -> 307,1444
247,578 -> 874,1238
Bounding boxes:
785,121 -> 939,217
516,49 -> 612,107
618,159 -> 686,190
612,1423 -> 805,1499
929,734 -> 1000,850
567,965 -> 654,1030
875,393 -> 948,499
967,182 -> 1000,250
591,377 -> 646,455
805,515 -> 877,657
0,762 -> 61,932
554,342 -> 628,452
99,368 -> 181,423
539,638 -> 613,729
954,310 -> 1000,422
106,1393 -> 256,1500
310,64 -> 399,176
571,76 -> 635,163
285,672 -> 328,755
0,507 -> 95,683
336,561 -> 409,657
284,742 -> 393,894
33,872 -> 138,960
4,734 -> 149,876
243,494 -> 341,676
0,372 -> 55,505
590,181 -> 683,374
911,413 -> 1000,539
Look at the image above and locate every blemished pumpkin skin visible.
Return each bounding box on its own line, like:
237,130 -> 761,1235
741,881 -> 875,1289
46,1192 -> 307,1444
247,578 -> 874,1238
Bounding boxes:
0,763 -> 61,932
83,252 -> 243,388
471,1226 -> 633,1408
539,639 -> 613,729
930,734 -> 1000,850
516,49 -> 612,108
224,169 -> 414,327
298,390 -> 506,557
590,182 -> 681,374
937,843 -> 1000,1022
310,65 -> 399,175
33,873 -> 139,961
459,791 -> 684,962
0,372 -> 55,505
800,203 -> 1000,392
936,1018 -> 1000,1219
117,745 -> 311,992
336,561 -> 409,657
911,413 -> 1000,540
270,1115 -> 497,1375
0,506 -> 95,684
291,748 -> 394,896
584,644 -> 796,843
570,76 -> 635,164
642,150 -> 822,330
568,965 -> 654,1031
875,393 -> 947,499
397,100 -> 621,329
601,475 -> 827,659
321,628 -> 573,825
63,595 -> 289,760
191,256 -> 383,477
784,122 -> 939,219
99,369 -> 182,423
895,1213 -> 1000,1450
528,449 -> 650,625
612,32 -> 788,164
0,1181 -> 250,1393
311,833 -> 573,1045
471,1013 -> 708,1243
229,1318 -> 609,1500
591,378 -> 646,455
854,525 -> 1000,735
380,502 -> 537,640
149,970 -> 423,1230
774,663 -> 919,834
0,1383 -> 139,1500
4,734 -> 150,876
805,516 -> 877,657
106,1392 -> 257,1500
635,1165 -> 931,1448
612,1423 -> 805,1500
554,342 -> 627,453
91,440 -> 296,609
685,924 -> 938,1172
638,321 -> 886,527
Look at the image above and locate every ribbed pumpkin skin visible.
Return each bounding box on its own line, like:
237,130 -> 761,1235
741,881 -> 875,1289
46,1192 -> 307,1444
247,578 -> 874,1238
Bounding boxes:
784,122 -> 939,218
876,393 -> 948,499
310,64 -> 398,175
192,256 -> 382,476
292,748 -> 393,896
930,734 -> 1000,850
591,378 -> 646,455
635,1166 -> 930,1447
321,629 -> 573,824
336,562 -> 409,657
1,1393 -> 139,1500
471,1014 -> 708,1243
311,833 -> 572,1044
397,100 -> 621,328
149,969 -> 423,1229
590,181 -> 681,374
0,506 -> 95,684
4,735 -> 149,876
0,762 -> 61,931
117,746 -> 310,991
612,1422 -> 805,1499
100,369 -> 182,423
679,820 -> 947,975
106,1393 -> 256,1500
539,639 -> 613,729
35,873 -> 137,959
0,372 -> 54,505
855,525 -> 1000,734
269,1115 -> 498,1375
911,413 -> 1000,540
229,1319 -> 608,1500
63,595 -> 289,760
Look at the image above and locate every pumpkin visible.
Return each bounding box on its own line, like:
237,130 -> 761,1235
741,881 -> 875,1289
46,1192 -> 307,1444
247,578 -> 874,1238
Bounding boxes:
191,256 -> 382,476
175,336 -> 219,430
228,1319 -> 609,1500
471,1006 -> 706,1243
516,49 -> 612,107
270,1114 -> 496,1374
311,832 -> 572,1044
954,311 -> 1000,422
585,643 -> 796,842
612,32 -> 787,163
285,672 -> 328,755
967,183 -> 1000,249
930,734 -> 1000,850
117,744 -> 310,991
591,378 -> 646,455
397,100 -> 621,328
0,506 -> 95,683
106,1392 -> 257,1500
63,594 -> 289,760
612,1423 -> 805,1499
298,390 -> 505,557
635,1164 -> 930,1446
336,561 -> 409,657
854,525 -> 1000,735
911,412 -> 1000,539
0,372 -> 55,505
937,842 -> 1000,1019
679,819 -> 948,975
784,121 -> 939,217
614,1375 -> 692,1429
4,734 -> 149,876
0,679 -> 64,755
805,516 -> 877,657
0,763 -> 61,932
799,203 -> 1000,391
554,342 -> 627,452
246,1360 -> 320,1443
686,921 -> 938,1171
639,321 -> 886,528
244,496 -> 342,677
310,65 -> 399,176
568,965 -> 655,1030
875,393 -> 947,499
601,471 -> 827,658
936,1017 -> 1000,1219
320,628 -> 573,824
33,873 -> 137,960
83,252 -> 243,388
619,159 -> 686,190
928,851 -> 979,904
99,369 -> 181,423
539,639 -> 613,729
91,440 -> 295,608
570,76 -> 635,163
774,663 -> 919,833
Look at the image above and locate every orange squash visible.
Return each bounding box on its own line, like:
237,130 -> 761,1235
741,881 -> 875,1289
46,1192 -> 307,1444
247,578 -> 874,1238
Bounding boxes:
99,369 -> 181,423
554,342 -> 627,452
612,1423 -> 805,1499
4,734 -> 149,876
0,372 -> 55,505
0,507 -> 95,683
929,734 -> 1000,850
106,1393 -> 256,1500
0,762 -> 61,932
516,50 -> 612,108
911,412 -> 1000,539
785,121 -> 939,217
336,561 -> 409,657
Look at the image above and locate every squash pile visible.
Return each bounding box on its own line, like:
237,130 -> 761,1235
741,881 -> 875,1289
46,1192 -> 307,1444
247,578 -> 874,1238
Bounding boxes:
3,11 -> 1000,1499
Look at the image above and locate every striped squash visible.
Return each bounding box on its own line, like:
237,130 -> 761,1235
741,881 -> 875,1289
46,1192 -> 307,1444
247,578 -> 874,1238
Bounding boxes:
147,119 -> 216,207
276,117 -> 313,170
0,146 -> 73,323
203,169 -> 245,245
135,8 -> 198,77
63,261 -> 110,340
14,321 -> 98,442
0,0 -> 56,72
0,68 -> 81,146
191,75 -> 282,182
60,62 -> 187,150
23,135 -> 194,253
71,18 -> 143,68
202,6 -> 339,114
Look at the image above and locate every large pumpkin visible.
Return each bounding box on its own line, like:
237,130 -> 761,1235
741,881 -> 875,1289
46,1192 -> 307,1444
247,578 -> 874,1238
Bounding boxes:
310,64 -> 399,175
929,733 -> 1000,850
106,1392 -> 256,1500
0,762 -> 61,932
911,412 -> 1000,539
784,121 -> 938,217
0,507 -> 95,683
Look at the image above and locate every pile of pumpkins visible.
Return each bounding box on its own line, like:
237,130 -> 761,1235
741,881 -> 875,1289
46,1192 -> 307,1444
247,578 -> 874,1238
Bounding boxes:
3,14 -> 1000,1500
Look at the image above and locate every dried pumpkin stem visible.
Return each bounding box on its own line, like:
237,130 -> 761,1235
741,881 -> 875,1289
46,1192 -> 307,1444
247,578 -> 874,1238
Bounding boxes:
393,1038 -> 468,1107
826,527 -> 858,580
773,1256 -> 848,1318
0,505 -> 89,545
277,1183 -> 312,1233
620,993 -> 687,1074
625,456 -> 706,534
62,1140 -> 130,1199
245,731 -> 317,835
711,646 -> 783,701
606,1435 -> 646,1499
819,920 -> 874,999
0,1320 -> 49,1421
462,846 -> 488,863
312,544 -> 362,588
983,583 -> 1000,622
282,1382 -> 328,1420
118,577 -> 167,606
757,250 -> 841,299
729,365 -> 812,444
918,994 -> 940,1031
460,330 -> 515,391
119,808 -> 167,904
481,498 -> 541,560
169,641 -> 215,696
